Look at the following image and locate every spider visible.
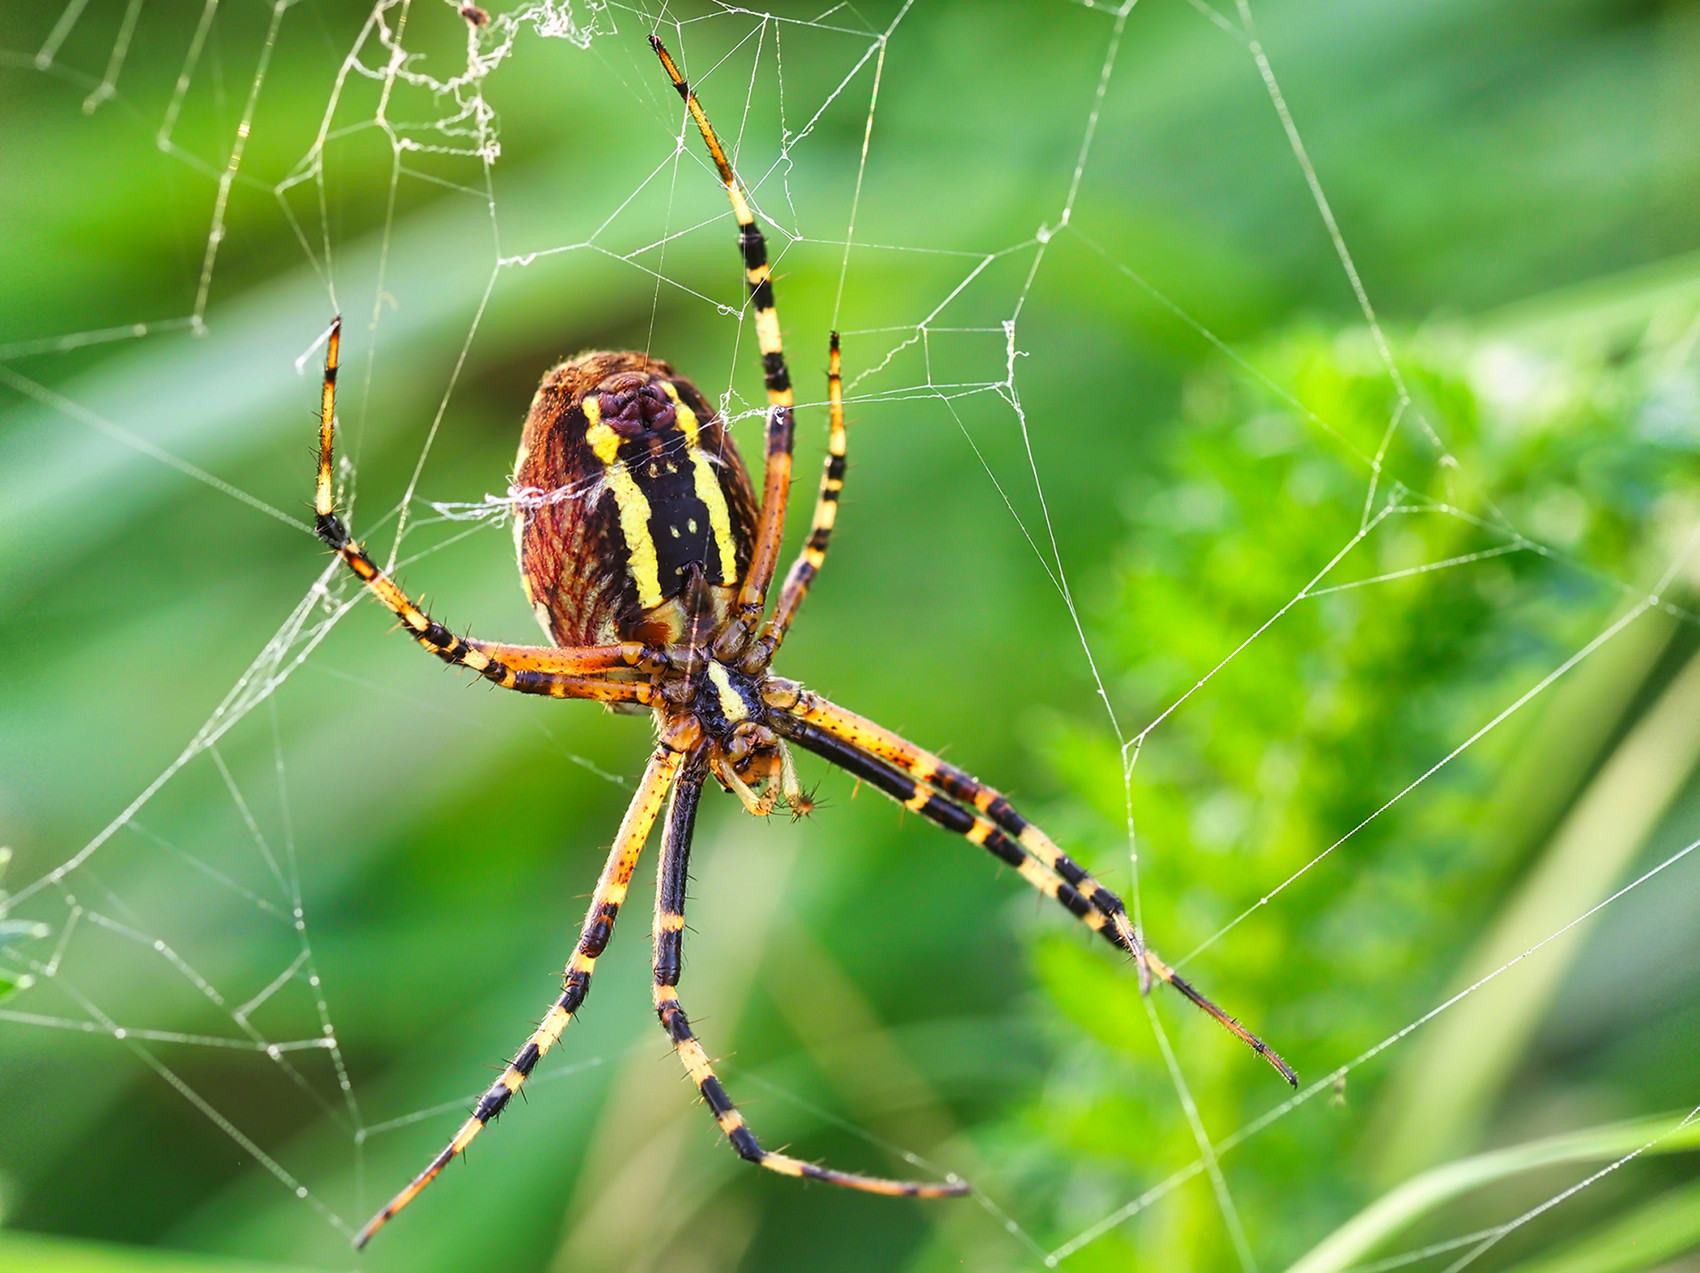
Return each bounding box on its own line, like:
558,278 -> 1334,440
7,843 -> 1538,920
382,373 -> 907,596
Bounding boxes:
319,36 -> 1296,1250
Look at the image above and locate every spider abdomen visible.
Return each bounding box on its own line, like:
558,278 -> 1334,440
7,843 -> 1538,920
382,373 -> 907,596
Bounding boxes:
513,352 -> 759,647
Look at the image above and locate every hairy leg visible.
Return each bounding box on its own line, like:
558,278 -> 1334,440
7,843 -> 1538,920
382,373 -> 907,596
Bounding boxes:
354,745 -> 684,1248
651,37 -> 796,654
752,332 -> 847,667
651,746 -> 968,1196
774,709 -> 1297,1087
312,318 -> 665,700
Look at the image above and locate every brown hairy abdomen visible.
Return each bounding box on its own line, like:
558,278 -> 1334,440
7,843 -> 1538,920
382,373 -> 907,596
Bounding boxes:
513,351 -> 759,646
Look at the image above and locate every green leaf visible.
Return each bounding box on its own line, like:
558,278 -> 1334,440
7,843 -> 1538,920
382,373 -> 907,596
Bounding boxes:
1284,1114 -> 1700,1273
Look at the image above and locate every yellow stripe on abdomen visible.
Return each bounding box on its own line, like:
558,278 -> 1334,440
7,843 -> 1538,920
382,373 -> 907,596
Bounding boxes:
584,397 -> 663,608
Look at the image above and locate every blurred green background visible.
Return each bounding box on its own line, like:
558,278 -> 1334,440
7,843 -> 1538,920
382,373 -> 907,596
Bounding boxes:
2,1 -> 1699,1270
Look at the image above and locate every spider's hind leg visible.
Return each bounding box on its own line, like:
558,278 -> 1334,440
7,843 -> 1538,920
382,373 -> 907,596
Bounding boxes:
353,745 -> 683,1248
773,698 -> 1298,1088
652,748 -> 968,1198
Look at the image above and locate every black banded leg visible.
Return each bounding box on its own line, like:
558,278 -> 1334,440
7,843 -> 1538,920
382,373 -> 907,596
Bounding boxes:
767,682 -> 1144,945
776,714 -> 1298,1088
650,745 -> 966,1198
752,332 -> 847,667
311,316 -> 664,699
650,37 -> 796,652
354,746 -> 684,1249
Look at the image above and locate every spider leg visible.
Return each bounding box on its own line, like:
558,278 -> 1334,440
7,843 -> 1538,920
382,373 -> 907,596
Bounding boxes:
651,37 -> 795,656
652,746 -> 968,1198
312,318 -> 668,698
461,640 -> 671,676
772,705 -> 1297,1088
354,745 -> 685,1249
771,682 -> 1135,935
752,332 -> 846,666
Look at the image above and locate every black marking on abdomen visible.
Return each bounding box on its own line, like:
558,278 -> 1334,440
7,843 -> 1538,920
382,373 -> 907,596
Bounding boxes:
620,430 -> 735,589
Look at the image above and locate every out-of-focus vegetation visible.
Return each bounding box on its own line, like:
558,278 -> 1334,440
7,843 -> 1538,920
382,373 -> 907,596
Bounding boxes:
976,277 -> 1700,1272
0,2 -> 1697,1272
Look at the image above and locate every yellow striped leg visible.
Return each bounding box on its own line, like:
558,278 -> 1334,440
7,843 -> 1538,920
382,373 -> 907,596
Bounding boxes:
750,332 -> 847,668
465,640 -> 670,676
766,681 -> 1130,932
353,746 -> 684,1248
311,317 -> 666,698
650,37 -> 796,651
774,709 -> 1298,1088
651,745 -> 966,1198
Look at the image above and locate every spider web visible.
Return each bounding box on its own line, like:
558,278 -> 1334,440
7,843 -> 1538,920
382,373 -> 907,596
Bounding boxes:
2,1 -> 1698,1269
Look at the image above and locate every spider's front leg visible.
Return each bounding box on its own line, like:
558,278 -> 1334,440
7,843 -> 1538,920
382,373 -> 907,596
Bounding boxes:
354,742 -> 685,1248
652,742 -> 967,1197
747,331 -> 847,670
768,684 -> 1298,1087
652,37 -> 795,662
312,317 -> 666,704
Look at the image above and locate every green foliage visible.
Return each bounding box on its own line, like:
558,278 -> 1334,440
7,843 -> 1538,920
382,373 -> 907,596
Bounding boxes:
986,283 -> 1700,1270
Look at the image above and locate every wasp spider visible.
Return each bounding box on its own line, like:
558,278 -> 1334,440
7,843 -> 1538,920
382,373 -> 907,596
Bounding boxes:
315,36 -> 1296,1248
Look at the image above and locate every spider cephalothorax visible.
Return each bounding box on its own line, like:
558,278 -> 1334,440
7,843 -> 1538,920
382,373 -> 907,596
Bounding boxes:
315,35 -> 1295,1251
674,654 -> 800,811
